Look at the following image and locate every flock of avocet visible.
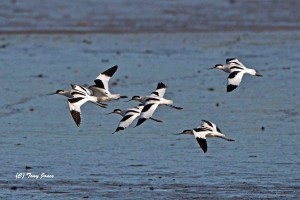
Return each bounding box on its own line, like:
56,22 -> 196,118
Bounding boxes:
51,58 -> 262,153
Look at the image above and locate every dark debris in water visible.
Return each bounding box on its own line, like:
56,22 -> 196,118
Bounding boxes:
207,87 -> 214,91
10,186 -> 17,190
34,74 -> 45,78
101,59 -> 109,63
82,39 -> 92,44
25,165 -> 32,170
261,126 -> 265,131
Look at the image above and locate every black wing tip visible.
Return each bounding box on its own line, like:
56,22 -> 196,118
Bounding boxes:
70,110 -> 81,127
227,84 -> 238,92
136,118 -> 147,127
196,138 -> 208,153
157,82 -> 166,89
255,72 -> 263,77
113,127 -> 125,134
201,119 -> 210,124
102,65 -> 118,77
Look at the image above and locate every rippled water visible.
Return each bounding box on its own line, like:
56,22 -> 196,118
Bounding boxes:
1,1 -> 300,199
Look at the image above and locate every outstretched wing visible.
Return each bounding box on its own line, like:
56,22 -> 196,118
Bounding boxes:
227,71 -> 245,92
150,82 -> 167,98
114,112 -> 140,133
90,65 -> 118,96
193,130 -> 208,153
226,58 -> 246,72
67,97 -> 89,127
71,84 -> 92,96
135,102 -> 160,127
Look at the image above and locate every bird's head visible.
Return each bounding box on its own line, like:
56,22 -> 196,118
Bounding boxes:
125,95 -> 142,102
209,64 -> 224,70
106,109 -> 122,115
175,129 -> 193,135
48,90 -> 65,95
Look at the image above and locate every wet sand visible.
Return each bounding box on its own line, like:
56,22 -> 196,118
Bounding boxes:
1,1 -> 300,199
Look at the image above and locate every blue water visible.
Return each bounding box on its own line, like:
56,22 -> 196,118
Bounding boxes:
0,1 -> 300,199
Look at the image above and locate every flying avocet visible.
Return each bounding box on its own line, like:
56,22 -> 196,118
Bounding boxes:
67,88 -> 106,126
51,65 -> 127,102
177,120 -> 235,153
209,58 -> 262,92
107,105 -> 162,133
126,82 -> 182,127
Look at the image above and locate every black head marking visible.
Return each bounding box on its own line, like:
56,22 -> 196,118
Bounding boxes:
113,109 -> 122,113
55,90 -> 64,93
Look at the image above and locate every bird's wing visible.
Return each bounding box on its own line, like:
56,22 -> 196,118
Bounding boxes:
150,82 -> 166,98
92,65 -> 118,95
227,71 -> 245,92
226,58 -> 245,67
226,58 -> 246,72
135,102 -> 160,127
114,112 -> 140,133
201,120 -> 215,129
71,84 -> 92,96
67,97 -> 89,127
193,130 -> 208,153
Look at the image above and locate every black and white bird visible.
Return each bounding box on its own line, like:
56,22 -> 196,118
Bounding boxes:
126,82 -> 182,127
88,65 -> 127,101
209,58 -> 262,92
107,105 -> 162,133
177,120 -> 235,153
51,65 -> 127,102
67,89 -> 106,127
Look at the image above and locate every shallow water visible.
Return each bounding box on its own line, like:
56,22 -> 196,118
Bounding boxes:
0,31 -> 299,199
1,1 -> 300,200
